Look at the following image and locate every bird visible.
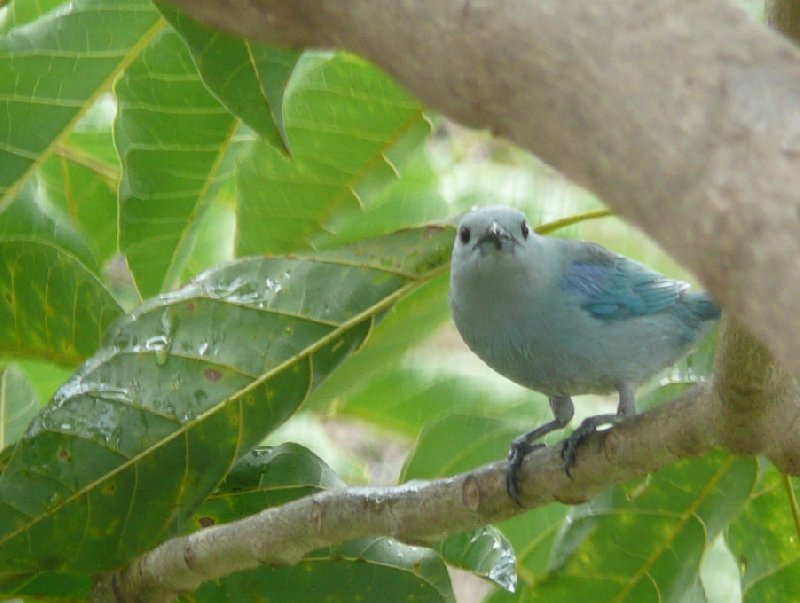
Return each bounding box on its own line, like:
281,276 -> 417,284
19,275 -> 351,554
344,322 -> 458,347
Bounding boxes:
448,206 -> 720,503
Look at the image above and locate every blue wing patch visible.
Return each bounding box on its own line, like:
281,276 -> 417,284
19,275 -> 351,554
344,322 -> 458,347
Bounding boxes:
561,248 -> 688,320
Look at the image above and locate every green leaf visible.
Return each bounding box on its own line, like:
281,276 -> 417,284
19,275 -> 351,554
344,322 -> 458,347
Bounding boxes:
190,443 -> 455,603
0,0 -> 70,31
727,466 -> 800,602
0,239 -> 123,367
528,453 -> 757,602
236,52 -> 430,255
0,0 -> 163,209
307,272 -> 451,416
332,365 -> 542,437
496,504 -> 571,587
0,365 -> 40,452
158,3 -> 299,151
403,413 -> 547,481
0,225 -> 453,572
0,182 -> 98,271
36,156 -> 118,268
0,570 -> 92,601
188,443 -> 343,530
177,191 -> 236,289
36,95 -> 120,267
323,142 -> 451,245
438,527 -> 517,592
194,538 -> 455,603
5,359 -> 72,410
115,26 -> 243,297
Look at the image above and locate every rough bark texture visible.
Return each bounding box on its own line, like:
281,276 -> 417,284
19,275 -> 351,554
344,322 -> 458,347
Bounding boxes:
161,0 -> 800,378
93,384 -> 720,602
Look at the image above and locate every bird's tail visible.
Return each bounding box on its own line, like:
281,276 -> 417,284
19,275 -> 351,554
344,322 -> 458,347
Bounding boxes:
683,291 -> 721,322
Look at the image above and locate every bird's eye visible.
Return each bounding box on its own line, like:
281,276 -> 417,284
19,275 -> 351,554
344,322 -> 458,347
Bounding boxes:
521,221 -> 530,239
459,226 -> 471,244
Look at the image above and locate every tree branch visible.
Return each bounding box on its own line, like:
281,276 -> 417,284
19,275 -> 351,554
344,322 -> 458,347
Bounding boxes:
92,316 -> 800,602
162,0 -> 800,377
93,383 -> 720,602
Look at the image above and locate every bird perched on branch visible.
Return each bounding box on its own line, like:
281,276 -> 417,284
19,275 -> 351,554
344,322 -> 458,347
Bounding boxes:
448,206 -> 720,503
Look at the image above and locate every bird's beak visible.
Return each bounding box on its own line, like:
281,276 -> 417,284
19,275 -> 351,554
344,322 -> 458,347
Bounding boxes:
475,221 -> 517,251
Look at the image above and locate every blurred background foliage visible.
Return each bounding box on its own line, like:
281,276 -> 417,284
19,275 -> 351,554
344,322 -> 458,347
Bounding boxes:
0,0 -> 797,602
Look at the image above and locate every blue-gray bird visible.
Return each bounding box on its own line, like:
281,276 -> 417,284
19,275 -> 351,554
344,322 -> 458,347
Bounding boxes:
449,206 -> 719,502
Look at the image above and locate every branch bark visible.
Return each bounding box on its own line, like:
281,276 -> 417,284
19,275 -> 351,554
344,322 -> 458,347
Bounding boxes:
162,0 -> 800,378
93,316 -> 800,602
91,372 -> 797,601
94,383 -> 720,602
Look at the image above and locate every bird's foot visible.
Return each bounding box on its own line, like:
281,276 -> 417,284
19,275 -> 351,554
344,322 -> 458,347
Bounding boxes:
561,422 -> 598,477
561,413 -> 624,477
505,437 -> 544,506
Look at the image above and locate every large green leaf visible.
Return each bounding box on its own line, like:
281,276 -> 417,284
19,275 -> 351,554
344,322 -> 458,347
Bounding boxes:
494,504 -> 571,590
0,239 -> 123,367
0,0 -> 162,209
727,466 -> 800,602
0,225 -> 453,573
236,52 -> 431,255
528,452 -> 756,602
303,162 -> 452,411
115,25 -> 243,297
158,3 -> 299,152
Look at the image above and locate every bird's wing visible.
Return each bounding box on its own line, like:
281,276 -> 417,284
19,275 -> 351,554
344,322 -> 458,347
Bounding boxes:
560,243 -> 689,319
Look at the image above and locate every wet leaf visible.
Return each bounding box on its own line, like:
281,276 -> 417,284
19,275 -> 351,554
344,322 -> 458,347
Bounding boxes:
438,527 -> 517,592
0,225 -> 453,572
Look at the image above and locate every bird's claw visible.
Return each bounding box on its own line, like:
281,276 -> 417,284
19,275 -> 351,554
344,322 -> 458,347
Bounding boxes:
505,438 -> 543,506
561,423 -> 598,477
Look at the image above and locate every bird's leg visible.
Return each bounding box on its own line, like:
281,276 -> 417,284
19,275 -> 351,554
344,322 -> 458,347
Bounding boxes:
506,395 -> 574,505
562,382 -> 636,476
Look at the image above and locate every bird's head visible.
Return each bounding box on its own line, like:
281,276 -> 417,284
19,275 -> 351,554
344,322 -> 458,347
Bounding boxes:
451,206 -> 534,276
